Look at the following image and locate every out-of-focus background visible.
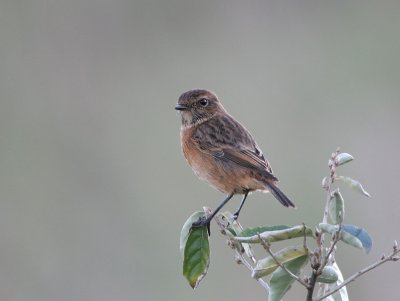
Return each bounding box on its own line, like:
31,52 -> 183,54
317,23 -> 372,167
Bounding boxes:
1,1 -> 399,300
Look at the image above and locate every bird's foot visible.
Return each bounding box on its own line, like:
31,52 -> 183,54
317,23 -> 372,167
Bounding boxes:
191,216 -> 211,236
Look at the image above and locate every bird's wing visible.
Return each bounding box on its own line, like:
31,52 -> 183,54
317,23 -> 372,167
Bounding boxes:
220,148 -> 267,170
193,127 -> 277,181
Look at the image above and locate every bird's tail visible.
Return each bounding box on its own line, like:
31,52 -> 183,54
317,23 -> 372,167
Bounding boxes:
265,182 -> 295,208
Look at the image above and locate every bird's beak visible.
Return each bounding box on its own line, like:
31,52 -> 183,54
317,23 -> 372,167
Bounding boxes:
175,104 -> 190,111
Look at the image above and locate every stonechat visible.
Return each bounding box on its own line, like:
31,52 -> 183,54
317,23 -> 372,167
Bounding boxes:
175,89 -> 294,229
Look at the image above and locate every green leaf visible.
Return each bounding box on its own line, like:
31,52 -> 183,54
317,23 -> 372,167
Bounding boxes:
317,262 -> 349,301
317,265 -> 339,284
335,153 -> 354,166
180,211 -> 206,255
329,189 -> 345,224
330,263 -> 349,301
319,223 -> 338,235
252,246 -> 308,279
322,176 -> 329,189
341,224 -> 372,254
234,225 -> 314,244
238,225 -> 291,237
268,254 -> 309,301
319,223 -> 372,254
336,176 -> 371,197
183,226 -> 210,289
339,227 -> 363,250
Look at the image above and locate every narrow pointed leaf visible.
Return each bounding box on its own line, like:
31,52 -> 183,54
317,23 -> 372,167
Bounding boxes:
320,222 -> 362,249
183,226 -> 210,289
329,189 -> 345,224
180,211 -> 206,255
339,228 -> 363,250
234,225 -> 314,243
252,246 -> 308,278
319,223 -> 338,235
336,176 -> 371,197
335,153 -> 354,166
317,265 -> 339,284
331,262 -> 349,301
268,255 -> 309,301
238,225 -> 290,237
319,223 -> 372,254
341,224 -> 372,254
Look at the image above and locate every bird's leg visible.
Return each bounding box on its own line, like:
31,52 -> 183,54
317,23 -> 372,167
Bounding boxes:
192,193 -> 235,234
233,190 -> 249,220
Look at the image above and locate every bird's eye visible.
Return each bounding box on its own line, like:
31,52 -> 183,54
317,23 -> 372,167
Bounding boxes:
199,98 -> 209,107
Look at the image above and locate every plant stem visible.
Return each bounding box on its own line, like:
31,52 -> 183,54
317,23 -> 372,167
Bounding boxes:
313,149 -> 340,300
316,247 -> 400,301
214,215 -> 270,293
258,235 -> 309,288
306,272 -> 318,301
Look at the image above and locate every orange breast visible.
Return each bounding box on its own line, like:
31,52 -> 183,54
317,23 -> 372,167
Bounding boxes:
180,127 -> 207,178
179,127 -> 266,194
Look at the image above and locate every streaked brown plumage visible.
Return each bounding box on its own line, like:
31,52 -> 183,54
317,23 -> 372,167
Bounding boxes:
175,89 -> 294,228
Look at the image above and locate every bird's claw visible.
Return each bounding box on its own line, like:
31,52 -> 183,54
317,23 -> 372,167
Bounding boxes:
191,216 -> 211,236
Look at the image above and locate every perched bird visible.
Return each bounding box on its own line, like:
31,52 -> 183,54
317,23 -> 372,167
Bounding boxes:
175,89 -> 294,229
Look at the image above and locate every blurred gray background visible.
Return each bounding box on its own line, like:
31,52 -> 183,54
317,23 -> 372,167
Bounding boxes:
1,1 -> 399,300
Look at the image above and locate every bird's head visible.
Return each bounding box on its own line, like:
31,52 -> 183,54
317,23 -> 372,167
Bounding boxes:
175,89 -> 225,127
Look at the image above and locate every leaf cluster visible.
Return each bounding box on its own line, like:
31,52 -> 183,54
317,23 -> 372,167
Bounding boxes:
180,150 -> 398,301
